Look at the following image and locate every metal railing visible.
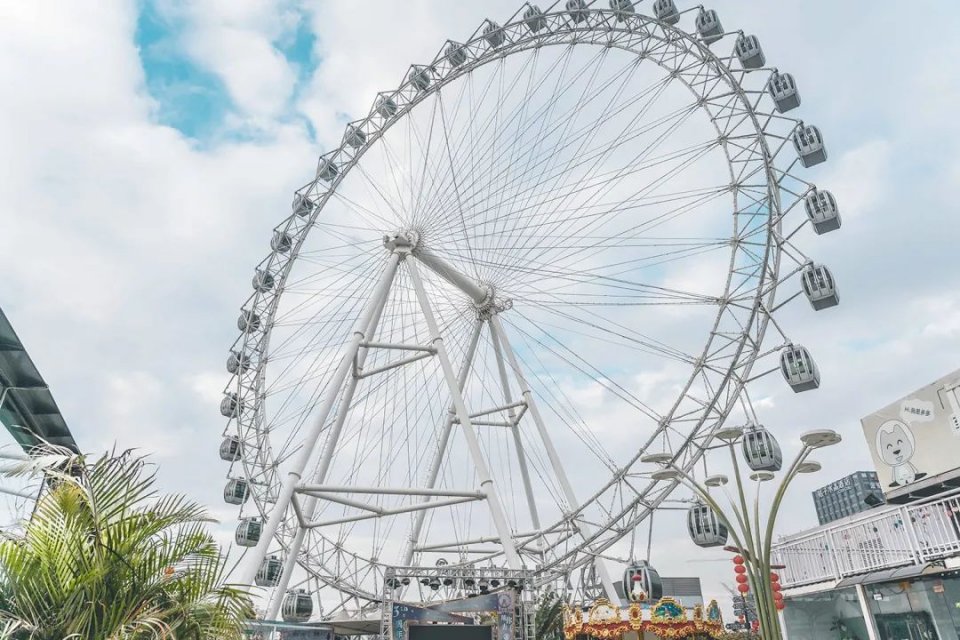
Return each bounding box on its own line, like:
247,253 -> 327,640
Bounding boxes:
772,490 -> 960,588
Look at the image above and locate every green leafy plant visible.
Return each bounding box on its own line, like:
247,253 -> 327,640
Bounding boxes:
718,631 -> 761,640
0,448 -> 253,639
534,591 -> 565,640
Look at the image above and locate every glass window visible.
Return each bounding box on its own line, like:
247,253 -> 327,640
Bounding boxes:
867,576 -> 960,639
783,587 -> 868,640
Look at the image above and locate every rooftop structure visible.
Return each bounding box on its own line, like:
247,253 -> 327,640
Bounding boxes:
0,307 -> 77,453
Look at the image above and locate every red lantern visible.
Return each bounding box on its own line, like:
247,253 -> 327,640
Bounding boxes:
736,574 -> 748,584
776,601 -> 786,611
733,555 -> 745,565
751,620 -> 760,631
737,583 -> 750,593
772,582 -> 782,592
734,565 -> 746,574
774,593 -> 784,602
771,572 -> 780,582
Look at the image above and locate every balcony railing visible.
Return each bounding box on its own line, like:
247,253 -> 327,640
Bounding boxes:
772,490 -> 960,588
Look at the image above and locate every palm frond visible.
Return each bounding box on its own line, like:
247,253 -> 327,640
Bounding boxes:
0,448 -> 253,640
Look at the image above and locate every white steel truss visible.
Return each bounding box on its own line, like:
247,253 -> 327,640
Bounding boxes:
243,232 -> 619,616
217,0 -> 838,616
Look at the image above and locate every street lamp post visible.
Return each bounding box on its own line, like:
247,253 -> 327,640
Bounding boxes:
644,428 -> 841,640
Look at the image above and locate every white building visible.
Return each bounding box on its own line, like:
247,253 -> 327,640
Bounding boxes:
773,479 -> 960,638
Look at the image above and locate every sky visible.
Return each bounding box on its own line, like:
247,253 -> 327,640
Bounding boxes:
2,0 -> 960,616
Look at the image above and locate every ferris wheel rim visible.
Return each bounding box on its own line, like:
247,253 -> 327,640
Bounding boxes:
224,4 -> 810,605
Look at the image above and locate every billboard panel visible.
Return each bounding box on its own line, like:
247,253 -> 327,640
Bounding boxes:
861,369 -> 960,502
409,626 -> 493,640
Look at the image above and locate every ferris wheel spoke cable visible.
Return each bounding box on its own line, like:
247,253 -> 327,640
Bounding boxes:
494,68 -> 670,275
421,81 -> 679,261
488,48 -> 544,259
412,77 -> 684,252
505,309 -> 669,420
446,138 -> 729,255
498,316 -> 624,467
417,46 -> 624,241
442,240 -> 726,303
419,131 -> 719,266
221,5 -> 837,608
457,45 -> 579,254
417,54 -> 543,232
483,47 -> 624,238
485,113 -> 713,283
420,137 -> 727,270
496,60 -> 680,226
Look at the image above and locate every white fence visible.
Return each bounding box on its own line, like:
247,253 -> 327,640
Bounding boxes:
772,491 -> 960,587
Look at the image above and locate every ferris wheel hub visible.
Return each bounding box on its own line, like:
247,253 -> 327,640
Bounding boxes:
382,229 -> 420,253
384,228 -> 512,315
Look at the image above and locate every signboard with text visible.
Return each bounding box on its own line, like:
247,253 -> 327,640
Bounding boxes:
861,368 -> 960,502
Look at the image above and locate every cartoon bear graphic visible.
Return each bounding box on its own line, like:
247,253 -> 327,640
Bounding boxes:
875,419 -> 927,487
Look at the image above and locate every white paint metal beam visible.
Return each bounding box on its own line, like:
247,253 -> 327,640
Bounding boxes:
248,252 -> 400,607
266,262 -> 397,619
402,319 -> 483,566
308,496 -> 483,528
298,486 -> 484,499
407,259 -> 523,569
411,246 -> 490,306
489,315 -> 618,599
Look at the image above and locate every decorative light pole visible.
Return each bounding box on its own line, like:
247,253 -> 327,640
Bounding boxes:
642,427 -> 841,640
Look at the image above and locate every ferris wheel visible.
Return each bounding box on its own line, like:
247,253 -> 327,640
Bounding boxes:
218,0 -> 841,622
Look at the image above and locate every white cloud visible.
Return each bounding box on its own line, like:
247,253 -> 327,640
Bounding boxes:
183,25 -> 297,118
820,139 -> 892,219
190,370 -> 231,405
918,293 -> 960,339
156,0 -> 304,120
4,0 -> 960,615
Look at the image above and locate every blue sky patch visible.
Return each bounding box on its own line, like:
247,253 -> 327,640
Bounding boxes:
134,2 -> 317,143
275,10 -> 317,88
135,2 -> 232,140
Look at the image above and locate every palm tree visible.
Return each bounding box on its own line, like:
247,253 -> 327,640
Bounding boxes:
534,591 -> 565,640
0,448 -> 253,639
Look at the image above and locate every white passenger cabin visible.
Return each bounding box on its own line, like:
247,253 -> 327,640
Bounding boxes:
804,189 -> 841,234
768,71 -> 800,113
653,0 -> 680,25
802,263 -> 840,310
696,9 -> 724,45
742,424 -> 783,472
736,34 -> 766,69
780,344 -> 820,392
793,125 -> 827,168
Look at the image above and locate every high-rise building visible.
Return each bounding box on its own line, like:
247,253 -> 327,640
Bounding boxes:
812,471 -> 885,525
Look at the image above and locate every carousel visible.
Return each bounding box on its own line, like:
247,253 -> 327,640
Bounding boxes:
562,565 -> 724,640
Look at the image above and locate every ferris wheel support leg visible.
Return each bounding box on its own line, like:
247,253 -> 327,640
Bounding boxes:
488,320 -> 543,549
402,319 -> 484,567
406,258 -> 523,570
488,316 -> 618,600
264,268 -> 396,620
236,252 -> 402,589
